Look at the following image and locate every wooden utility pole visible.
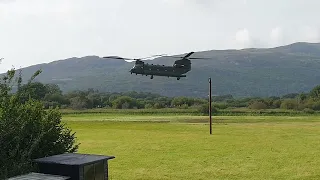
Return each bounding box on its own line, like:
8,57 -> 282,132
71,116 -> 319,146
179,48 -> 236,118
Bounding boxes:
209,77 -> 212,135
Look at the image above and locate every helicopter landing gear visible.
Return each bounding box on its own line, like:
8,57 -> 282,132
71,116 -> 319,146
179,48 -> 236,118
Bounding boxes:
150,75 -> 154,79
177,77 -> 180,80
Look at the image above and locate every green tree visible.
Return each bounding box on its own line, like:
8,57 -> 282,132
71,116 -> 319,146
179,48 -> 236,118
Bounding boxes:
45,84 -> 62,95
87,93 -> 103,108
263,97 -> 276,108
197,103 -> 218,115
309,85 -> 320,100
112,96 -> 137,109
153,102 -> 163,109
144,103 -> 153,109
280,99 -> 298,110
282,93 -> 299,99
69,96 -> 91,109
248,101 -> 268,110
0,69 -> 79,179
298,93 -> 307,102
212,102 -> 228,109
212,94 -> 233,102
171,97 -> 193,107
19,81 -> 47,102
272,99 -> 282,108
311,101 -> 320,110
44,93 -> 69,108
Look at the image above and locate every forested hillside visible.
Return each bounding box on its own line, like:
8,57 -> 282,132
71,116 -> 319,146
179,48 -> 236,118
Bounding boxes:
16,42 -> 320,97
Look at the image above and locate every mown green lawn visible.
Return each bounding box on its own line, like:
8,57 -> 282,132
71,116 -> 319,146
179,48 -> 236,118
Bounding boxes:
63,114 -> 320,180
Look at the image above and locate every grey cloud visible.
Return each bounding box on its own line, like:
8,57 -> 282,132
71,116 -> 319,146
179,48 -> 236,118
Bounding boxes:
0,0 -> 16,4
0,0 -> 320,72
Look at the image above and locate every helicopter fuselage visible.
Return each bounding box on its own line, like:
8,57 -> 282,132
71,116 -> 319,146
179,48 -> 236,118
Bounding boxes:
103,51 -> 200,80
130,61 -> 190,80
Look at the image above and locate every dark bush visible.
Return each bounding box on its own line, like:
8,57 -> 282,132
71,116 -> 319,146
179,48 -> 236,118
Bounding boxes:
280,99 -> 298,110
197,103 -> 218,114
248,101 -> 268,110
303,108 -> 315,114
0,69 -> 79,179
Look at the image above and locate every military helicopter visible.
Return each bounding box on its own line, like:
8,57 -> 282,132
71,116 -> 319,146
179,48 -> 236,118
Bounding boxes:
103,52 -> 209,80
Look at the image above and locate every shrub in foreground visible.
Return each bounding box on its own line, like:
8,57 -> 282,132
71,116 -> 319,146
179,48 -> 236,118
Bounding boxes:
0,69 -> 79,179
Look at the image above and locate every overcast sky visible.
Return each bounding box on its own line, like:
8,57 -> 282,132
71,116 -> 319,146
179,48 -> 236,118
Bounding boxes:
1,0 -> 320,72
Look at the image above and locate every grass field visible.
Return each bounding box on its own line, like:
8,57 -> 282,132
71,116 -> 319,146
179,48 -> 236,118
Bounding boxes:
63,113 -> 320,179
59,107 -> 320,116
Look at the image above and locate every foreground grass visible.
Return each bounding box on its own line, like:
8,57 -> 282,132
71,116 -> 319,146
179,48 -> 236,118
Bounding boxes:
64,115 -> 320,180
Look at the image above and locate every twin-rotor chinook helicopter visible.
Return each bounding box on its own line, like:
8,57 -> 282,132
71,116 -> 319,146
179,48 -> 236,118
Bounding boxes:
103,52 -> 210,80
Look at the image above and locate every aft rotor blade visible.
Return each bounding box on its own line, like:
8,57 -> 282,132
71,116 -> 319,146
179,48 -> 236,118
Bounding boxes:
188,57 -> 212,59
168,52 -> 195,59
183,52 -> 195,58
168,57 -> 211,59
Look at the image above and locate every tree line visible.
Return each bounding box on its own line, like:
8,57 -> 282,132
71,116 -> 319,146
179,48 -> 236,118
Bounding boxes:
18,80 -> 320,112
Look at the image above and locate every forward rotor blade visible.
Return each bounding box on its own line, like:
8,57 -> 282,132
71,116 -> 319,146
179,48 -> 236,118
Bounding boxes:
103,56 -> 123,59
140,54 -> 168,60
103,56 -> 134,60
168,56 -> 185,58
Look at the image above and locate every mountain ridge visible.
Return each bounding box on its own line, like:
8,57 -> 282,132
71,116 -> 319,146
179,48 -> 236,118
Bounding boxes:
12,42 -> 320,98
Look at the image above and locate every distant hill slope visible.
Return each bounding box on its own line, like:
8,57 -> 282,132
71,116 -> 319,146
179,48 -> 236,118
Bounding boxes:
16,42 -> 320,97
